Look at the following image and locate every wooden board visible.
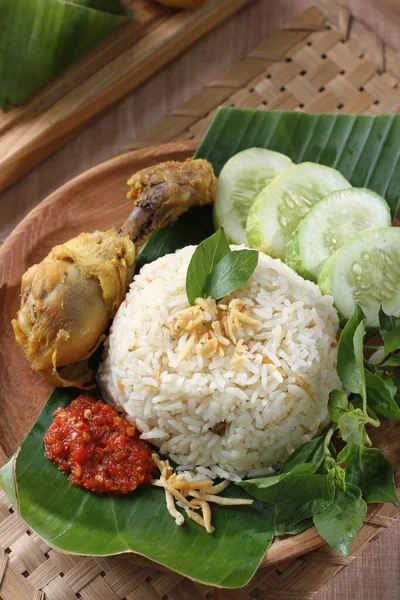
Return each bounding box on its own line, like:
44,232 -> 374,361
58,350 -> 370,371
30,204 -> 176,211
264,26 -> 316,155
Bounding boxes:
0,140 -> 399,586
0,0 -> 254,195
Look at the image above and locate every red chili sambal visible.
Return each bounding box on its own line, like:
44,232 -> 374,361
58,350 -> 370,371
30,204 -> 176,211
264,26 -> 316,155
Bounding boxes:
44,395 -> 156,494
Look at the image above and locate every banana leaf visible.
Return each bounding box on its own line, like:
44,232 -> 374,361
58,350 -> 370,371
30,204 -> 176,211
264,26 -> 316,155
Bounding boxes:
138,108 -> 400,265
195,108 -> 400,217
2,107 -> 400,587
136,205 -> 214,271
0,0 -> 131,112
0,388 -> 275,588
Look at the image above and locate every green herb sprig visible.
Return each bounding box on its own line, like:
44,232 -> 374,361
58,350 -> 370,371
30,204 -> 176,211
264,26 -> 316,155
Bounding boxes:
186,228 -> 258,305
238,304 -> 400,556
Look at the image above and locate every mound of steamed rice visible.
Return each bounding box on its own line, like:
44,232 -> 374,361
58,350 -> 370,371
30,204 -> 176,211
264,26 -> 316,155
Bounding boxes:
99,246 -> 340,481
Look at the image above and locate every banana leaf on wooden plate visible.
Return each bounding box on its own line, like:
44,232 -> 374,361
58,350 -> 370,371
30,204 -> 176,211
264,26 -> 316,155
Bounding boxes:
195,108 -> 400,215
1,108 -> 400,588
0,388 -> 274,588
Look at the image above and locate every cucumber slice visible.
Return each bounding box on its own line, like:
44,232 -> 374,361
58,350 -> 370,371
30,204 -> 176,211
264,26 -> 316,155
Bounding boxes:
286,188 -> 392,282
318,227 -> 400,327
246,162 -> 350,259
214,148 -> 293,244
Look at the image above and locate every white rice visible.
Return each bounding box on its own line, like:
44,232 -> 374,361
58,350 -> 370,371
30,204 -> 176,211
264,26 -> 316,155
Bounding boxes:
99,246 -> 340,481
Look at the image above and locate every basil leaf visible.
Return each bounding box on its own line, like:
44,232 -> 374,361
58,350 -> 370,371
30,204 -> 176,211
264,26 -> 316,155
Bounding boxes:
365,369 -> 400,419
337,304 -> 366,402
279,436 -> 324,474
354,321 -> 367,400
392,377 -> 400,398
337,409 -> 368,445
186,228 -> 231,305
328,442 -> 338,459
379,308 -> 400,356
273,474 -> 335,535
313,483 -> 367,556
238,469 -> 332,506
338,443 -> 398,505
380,353 -> 400,368
315,443 -> 337,475
282,518 -> 314,536
328,390 -> 349,423
205,250 -> 258,301
382,375 -> 399,400
238,474 -> 282,502
349,394 -> 363,411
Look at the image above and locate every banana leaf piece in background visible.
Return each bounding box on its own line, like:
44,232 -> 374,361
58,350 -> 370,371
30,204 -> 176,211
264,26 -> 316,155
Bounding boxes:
0,0 -> 132,112
195,108 -> 400,217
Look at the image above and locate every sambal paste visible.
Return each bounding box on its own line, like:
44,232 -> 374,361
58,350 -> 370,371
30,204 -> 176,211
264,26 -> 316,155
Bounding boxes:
44,395 -> 156,494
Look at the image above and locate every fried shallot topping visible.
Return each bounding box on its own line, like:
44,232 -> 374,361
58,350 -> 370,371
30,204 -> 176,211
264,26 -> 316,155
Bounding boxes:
169,296 -> 259,362
151,454 -> 253,533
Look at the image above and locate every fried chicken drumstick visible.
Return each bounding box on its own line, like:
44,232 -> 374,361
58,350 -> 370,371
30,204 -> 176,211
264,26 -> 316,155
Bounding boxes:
12,159 -> 217,388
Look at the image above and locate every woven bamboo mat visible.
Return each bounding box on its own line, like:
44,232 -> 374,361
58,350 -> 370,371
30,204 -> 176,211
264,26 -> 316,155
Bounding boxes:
128,2 -> 400,150
1,4 -> 400,600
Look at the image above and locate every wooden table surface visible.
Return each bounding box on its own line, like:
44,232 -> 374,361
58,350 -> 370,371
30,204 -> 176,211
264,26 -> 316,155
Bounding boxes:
0,1 -> 399,598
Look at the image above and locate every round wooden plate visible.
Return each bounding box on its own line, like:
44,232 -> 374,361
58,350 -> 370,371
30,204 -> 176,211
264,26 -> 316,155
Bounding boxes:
0,141 -> 399,569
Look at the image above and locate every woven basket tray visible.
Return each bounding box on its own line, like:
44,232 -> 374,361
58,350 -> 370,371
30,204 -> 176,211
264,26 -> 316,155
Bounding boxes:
1,4 -> 399,599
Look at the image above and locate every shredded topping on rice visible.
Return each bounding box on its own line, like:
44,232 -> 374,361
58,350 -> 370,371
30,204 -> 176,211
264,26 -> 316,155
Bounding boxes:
99,246 -> 340,481
170,296 -> 259,361
151,454 -> 253,533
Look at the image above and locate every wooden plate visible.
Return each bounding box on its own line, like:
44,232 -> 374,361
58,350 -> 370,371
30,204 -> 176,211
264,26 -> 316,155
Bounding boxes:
0,141 -> 399,569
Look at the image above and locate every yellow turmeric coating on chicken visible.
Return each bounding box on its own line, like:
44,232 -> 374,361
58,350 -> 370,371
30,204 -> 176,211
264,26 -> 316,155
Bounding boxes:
13,159 -> 217,388
12,230 -> 135,387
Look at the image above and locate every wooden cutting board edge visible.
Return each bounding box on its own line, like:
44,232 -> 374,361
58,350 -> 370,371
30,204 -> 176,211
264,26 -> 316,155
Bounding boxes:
0,0 -> 255,195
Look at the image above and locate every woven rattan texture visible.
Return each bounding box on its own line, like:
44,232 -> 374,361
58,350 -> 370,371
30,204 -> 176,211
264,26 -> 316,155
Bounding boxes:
1,6 -> 400,600
129,4 -> 400,149
0,489 -> 398,600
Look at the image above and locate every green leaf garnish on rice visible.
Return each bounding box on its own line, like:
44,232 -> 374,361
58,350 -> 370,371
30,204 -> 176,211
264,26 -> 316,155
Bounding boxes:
186,227 -> 258,304
185,228 -> 230,304
205,248 -> 258,302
